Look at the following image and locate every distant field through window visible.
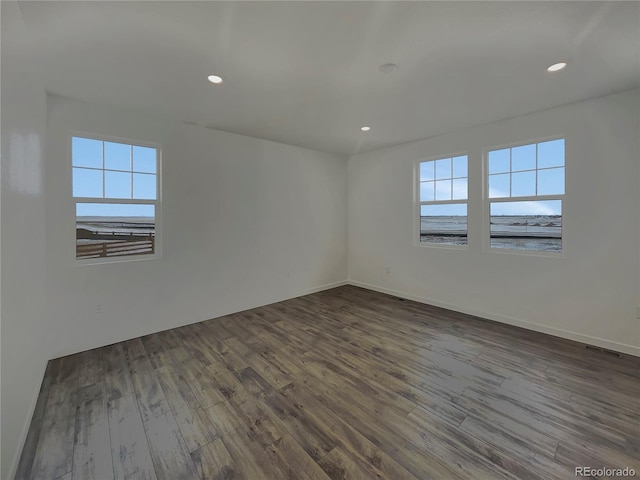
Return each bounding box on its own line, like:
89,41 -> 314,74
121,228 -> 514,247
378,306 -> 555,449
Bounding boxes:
72,136 -> 159,261
487,138 -> 564,252
418,155 -> 468,246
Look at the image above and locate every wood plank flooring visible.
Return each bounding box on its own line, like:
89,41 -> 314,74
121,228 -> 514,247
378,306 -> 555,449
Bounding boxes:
15,285 -> 640,480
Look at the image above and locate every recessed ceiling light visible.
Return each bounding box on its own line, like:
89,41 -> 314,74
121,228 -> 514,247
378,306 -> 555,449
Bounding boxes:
360,126 -> 371,132
546,62 -> 567,72
378,63 -> 398,74
207,74 -> 223,84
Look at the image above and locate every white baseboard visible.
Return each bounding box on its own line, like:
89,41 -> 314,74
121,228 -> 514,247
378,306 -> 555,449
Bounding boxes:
200,280 -> 350,324
303,280 -> 349,295
348,280 -> 640,358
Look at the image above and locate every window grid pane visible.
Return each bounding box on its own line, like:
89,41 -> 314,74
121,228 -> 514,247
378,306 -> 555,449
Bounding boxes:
487,139 -> 564,200
511,170 -> 536,197
421,157 -> 468,182
488,149 -> 510,174
72,137 -> 103,169
538,139 -> 565,168
435,179 -> 451,201
452,156 -> 467,178
105,171 -> 132,199
72,137 -> 158,200
435,158 -> 452,180
420,181 -> 435,202
452,178 -> 467,200
104,142 -> 132,171
511,144 -> 536,172
489,173 -> 510,198
133,173 -> 157,200
537,167 -> 565,195
420,161 -> 435,181
73,167 -> 103,198
133,146 -> 157,174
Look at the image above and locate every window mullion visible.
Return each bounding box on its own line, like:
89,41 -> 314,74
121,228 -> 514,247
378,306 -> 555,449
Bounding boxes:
130,145 -> 134,199
535,142 -> 538,196
509,148 -> 512,197
420,199 -> 468,206
489,194 -> 563,203
102,140 -> 105,198
450,158 -> 453,200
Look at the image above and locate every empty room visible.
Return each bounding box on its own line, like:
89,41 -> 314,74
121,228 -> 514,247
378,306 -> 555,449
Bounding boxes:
2,1 -> 639,479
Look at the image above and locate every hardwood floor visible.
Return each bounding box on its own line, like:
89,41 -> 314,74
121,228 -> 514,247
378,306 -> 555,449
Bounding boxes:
15,285 -> 640,480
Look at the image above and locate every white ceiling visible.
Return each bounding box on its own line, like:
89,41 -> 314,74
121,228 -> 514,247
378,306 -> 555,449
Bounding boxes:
9,1 -> 640,156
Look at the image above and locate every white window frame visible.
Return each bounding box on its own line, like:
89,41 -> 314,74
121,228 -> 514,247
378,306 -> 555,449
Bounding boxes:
483,135 -> 565,257
414,152 -> 469,250
71,131 -> 162,265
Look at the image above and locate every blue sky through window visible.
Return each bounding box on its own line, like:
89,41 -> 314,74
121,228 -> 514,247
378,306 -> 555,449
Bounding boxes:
435,159 -> 451,179
421,142 -> 563,218
76,203 -> 155,218
421,204 -> 467,216
73,168 -> 103,198
133,174 -> 156,199
488,149 -> 510,174
419,155 -> 468,217
73,137 -> 157,217
537,139 -> 564,168
538,168 -> 564,195
512,170 -> 536,197
72,137 -> 102,168
105,171 -> 131,198
488,138 -> 565,211
105,142 -> 131,171
452,156 -> 467,177
491,199 -> 561,216
512,144 -> 536,171
133,146 -> 157,173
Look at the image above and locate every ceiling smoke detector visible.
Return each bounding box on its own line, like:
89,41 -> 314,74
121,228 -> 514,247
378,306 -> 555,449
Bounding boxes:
378,63 -> 399,74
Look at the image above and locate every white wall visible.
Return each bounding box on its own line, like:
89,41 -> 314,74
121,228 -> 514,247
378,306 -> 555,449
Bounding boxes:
1,2 -> 49,478
348,89 -> 640,356
2,93 -> 347,478
43,94 -> 347,356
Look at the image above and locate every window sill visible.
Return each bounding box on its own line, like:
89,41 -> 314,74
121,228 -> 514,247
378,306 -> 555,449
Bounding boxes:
74,252 -> 161,266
